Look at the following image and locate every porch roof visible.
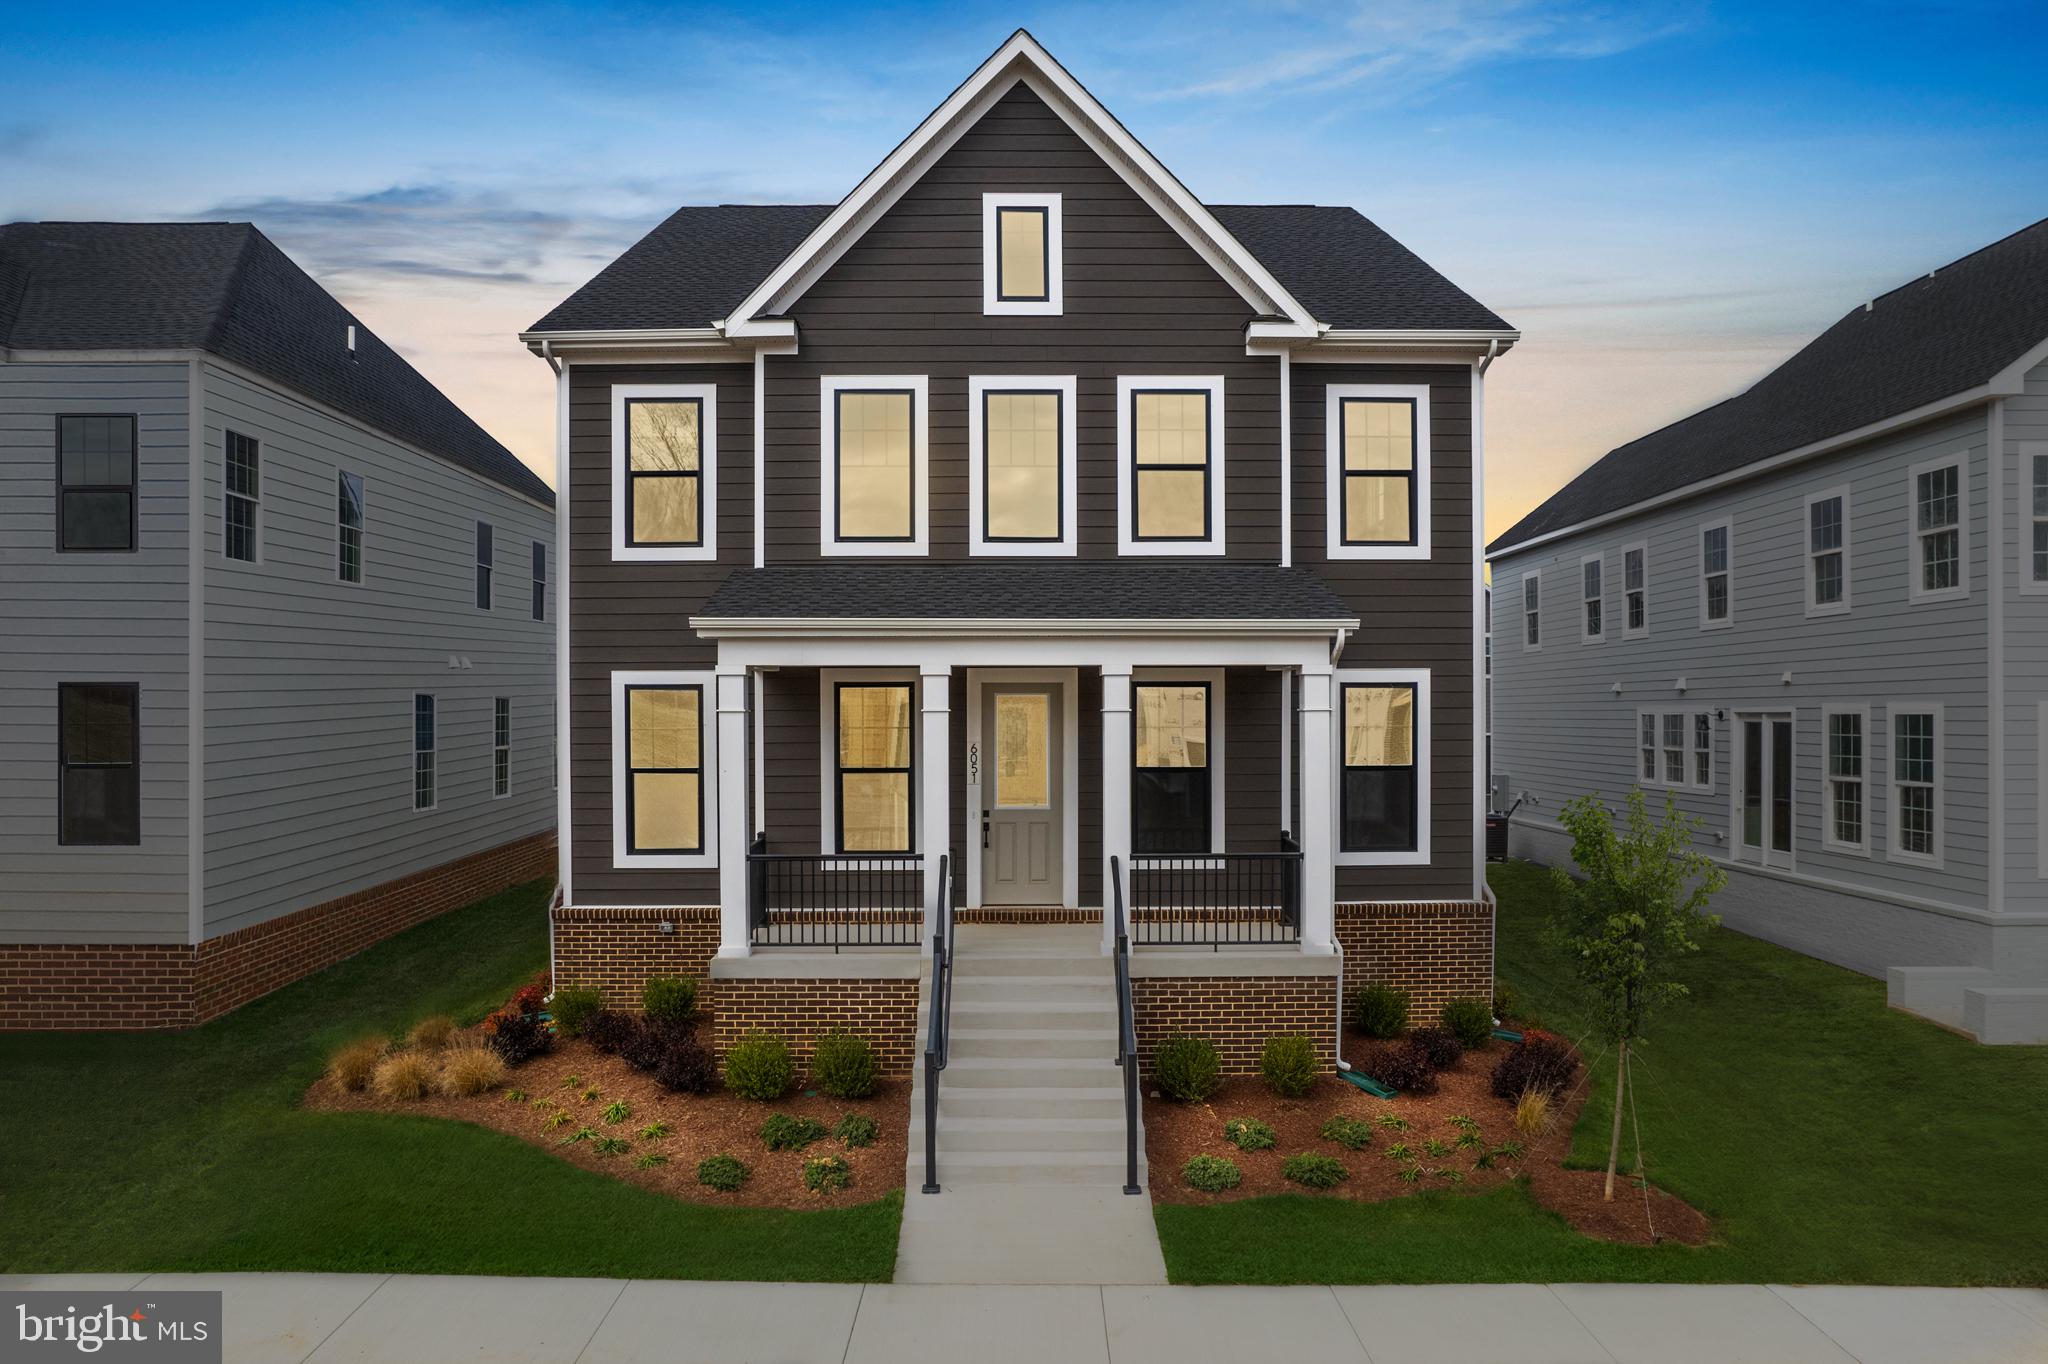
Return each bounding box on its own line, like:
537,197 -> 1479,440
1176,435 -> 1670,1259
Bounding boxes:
692,564 -> 1358,635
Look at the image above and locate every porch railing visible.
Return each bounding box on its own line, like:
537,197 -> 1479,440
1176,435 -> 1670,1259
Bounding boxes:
1126,832 -> 1303,947
746,833 -> 925,949
920,853 -> 955,1195
1110,854 -> 1142,1195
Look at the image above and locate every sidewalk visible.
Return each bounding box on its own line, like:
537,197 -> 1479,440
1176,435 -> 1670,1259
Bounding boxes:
6,1274 -> 2045,1363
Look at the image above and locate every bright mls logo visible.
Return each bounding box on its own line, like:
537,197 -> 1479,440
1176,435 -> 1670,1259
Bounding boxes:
5,1292 -> 221,1361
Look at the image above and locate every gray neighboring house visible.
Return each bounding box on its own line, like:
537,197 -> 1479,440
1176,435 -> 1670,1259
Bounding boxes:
1488,218 -> 2048,1044
0,222 -> 556,1029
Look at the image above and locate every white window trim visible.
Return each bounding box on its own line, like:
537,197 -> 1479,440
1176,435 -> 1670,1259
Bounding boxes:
411,693 -> 437,814
819,376 -> 929,558
2038,699 -> 2048,879
966,375 -> 1078,556
1803,484 -> 1853,617
1620,540 -> 1649,639
1698,517 -> 1733,630
2019,441 -> 2048,596
1116,374 -> 1226,557
1906,453 -> 1969,604
611,669 -> 718,870
818,668 -> 922,858
1130,666 -> 1228,858
982,192 -> 1063,316
1520,569 -> 1541,651
1334,667 -> 1431,867
1885,701 -> 1944,869
610,382 -> 718,563
1820,703 -> 1871,856
1580,552 -> 1606,644
222,429 -> 262,568
337,468 -> 367,586
1728,710 -> 1797,871
1633,708 -> 1715,793
493,697 -> 513,801
1323,382 -> 1432,562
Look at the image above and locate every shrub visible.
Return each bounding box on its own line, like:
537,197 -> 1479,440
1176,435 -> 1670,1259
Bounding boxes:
803,1155 -> 852,1194
483,1009 -> 552,1066
724,1032 -> 795,1101
1153,1033 -> 1222,1102
371,1052 -> 434,1101
1181,1154 -> 1242,1193
1440,997 -> 1496,1050
1406,1027 -> 1464,1072
811,1030 -> 881,1100
582,1010 -> 640,1056
696,1153 -> 750,1192
1259,1034 -> 1319,1098
407,1015 -> 456,1052
1223,1116 -> 1276,1152
654,1035 -> 719,1095
619,1017 -> 683,1072
1356,1042 -> 1438,1095
1491,980 -> 1519,1023
1282,1152 -> 1349,1189
548,986 -> 605,1039
834,1113 -> 880,1149
1347,983 -> 1410,1039
1489,1030 -> 1578,1102
1319,1115 -> 1374,1151
641,974 -> 699,1026
760,1113 -> 829,1152
440,1044 -> 507,1096
327,1037 -> 386,1092
1514,1088 -> 1552,1138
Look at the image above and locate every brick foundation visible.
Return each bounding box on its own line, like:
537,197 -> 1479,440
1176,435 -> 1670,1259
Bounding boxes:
955,906 -> 1101,924
714,976 -> 922,1076
1335,900 -> 1493,1014
550,905 -> 721,1004
0,832 -> 557,1031
1131,974 -> 1339,1074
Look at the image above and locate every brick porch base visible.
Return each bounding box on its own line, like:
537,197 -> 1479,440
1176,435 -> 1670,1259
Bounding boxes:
1335,899 -> 1493,1013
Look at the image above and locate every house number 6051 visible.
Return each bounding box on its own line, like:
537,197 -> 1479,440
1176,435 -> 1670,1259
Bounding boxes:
969,743 -> 980,783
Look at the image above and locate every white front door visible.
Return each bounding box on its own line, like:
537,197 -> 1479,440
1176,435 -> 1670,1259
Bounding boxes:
982,684 -> 1062,904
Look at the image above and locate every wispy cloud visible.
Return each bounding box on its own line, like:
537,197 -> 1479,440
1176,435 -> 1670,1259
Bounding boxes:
0,123 -> 49,159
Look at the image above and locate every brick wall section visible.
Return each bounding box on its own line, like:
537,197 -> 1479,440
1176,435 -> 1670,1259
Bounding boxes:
956,907 -> 1101,924
0,833 -> 555,1031
1131,975 -> 1339,1075
714,977 -> 922,1077
1335,900 -> 1493,1014
551,906 -> 721,1005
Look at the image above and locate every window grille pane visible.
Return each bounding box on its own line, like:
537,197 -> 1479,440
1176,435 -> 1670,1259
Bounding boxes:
1135,685 -> 1208,768
1344,686 -> 1414,767
1343,474 -> 1410,543
838,686 -> 911,769
984,392 -> 1060,539
1341,399 -> 1413,471
993,693 -> 1050,808
628,401 -> 700,471
996,207 -> 1048,300
633,771 -> 701,851
836,391 -> 913,539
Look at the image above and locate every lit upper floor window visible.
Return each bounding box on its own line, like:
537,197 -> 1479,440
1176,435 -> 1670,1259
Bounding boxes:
968,376 -> 1077,555
822,377 -> 929,556
611,383 -> 718,562
982,193 -> 1062,315
1117,376 -> 1225,556
1326,385 -> 1430,560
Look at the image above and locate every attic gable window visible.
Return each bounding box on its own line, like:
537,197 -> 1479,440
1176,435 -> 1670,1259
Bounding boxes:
982,193 -> 1062,316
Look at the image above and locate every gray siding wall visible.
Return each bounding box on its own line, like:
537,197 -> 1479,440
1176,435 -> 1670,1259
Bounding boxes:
2000,359 -> 2048,910
0,360 -> 192,943
199,360 -> 554,936
1491,406 -> 1995,961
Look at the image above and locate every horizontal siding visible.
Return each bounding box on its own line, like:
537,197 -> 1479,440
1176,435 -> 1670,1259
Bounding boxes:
2002,359 -> 2048,907
0,361 -> 190,943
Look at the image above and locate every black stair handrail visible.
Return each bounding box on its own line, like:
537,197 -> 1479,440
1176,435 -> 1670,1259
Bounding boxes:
920,853 -> 954,1195
1110,854 -> 1141,1195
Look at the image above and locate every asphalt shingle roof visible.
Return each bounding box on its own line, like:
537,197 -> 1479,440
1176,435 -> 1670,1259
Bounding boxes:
0,221 -> 552,506
697,564 -> 1358,622
1490,217 -> 2048,555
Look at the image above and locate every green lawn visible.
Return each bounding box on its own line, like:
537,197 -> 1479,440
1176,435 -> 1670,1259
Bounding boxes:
0,879 -> 901,1281
1156,860 -> 2048,1286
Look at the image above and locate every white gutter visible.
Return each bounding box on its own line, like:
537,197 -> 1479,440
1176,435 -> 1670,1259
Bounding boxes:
691,615 -> 1361,639
1308,327 -> 1521,348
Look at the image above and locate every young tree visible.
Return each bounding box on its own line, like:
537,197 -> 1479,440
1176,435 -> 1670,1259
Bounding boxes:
1552,788 -> 1724,1200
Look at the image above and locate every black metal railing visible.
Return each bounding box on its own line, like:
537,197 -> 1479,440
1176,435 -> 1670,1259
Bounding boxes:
1126,832 -> 1303,947
746,832 -> 924,949
920,853 -> 955,1195
1110,854 -> 1141,1195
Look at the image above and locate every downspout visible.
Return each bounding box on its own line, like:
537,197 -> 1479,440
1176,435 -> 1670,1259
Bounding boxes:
538,339 -> 561,376
1329,625 -> 1349,666
1477,337 -> 1501,375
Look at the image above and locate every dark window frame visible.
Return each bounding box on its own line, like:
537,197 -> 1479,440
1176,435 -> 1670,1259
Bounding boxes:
475,521 -> 493,610
55,414 -> 139,554
624,684 -> 706,855
1336,397 -> 1420,547
833,681 -> 916,854
1129,388 -> 1213,543
832,388 -> 917,545
223,429 -> 260,563
623,396 -> 705,548
493,696 -> 512,799
1131,680 -> 1213,855
994,204 -> 1052,304
980,387 -> 1064,544
1340,681 -> 1419,854
413,693 -> 437,812
58,682 -> 141,846
338,470 -> 365,583
530,541 -> 547,621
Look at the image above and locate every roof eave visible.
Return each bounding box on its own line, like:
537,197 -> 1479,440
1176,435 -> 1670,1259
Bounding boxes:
689,615 -> 1361,640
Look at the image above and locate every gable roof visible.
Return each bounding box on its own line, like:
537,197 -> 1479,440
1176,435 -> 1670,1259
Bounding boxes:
1,221 -> 553,507
1489,216 -> 2048,556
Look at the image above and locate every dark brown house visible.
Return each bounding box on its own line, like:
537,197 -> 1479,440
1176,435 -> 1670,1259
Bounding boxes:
525,32 -> 1514,1188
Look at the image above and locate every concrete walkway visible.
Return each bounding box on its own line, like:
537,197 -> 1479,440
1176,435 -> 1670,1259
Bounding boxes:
7,1275 -> 2044,1363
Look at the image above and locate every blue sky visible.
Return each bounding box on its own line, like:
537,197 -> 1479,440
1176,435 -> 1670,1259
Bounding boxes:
7,1 -> 2045,536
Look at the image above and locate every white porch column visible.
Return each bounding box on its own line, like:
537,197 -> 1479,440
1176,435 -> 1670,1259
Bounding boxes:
920,664 -> 951,954
1297,665 -> 1337,955
1100,663 -> 1133,956
715,664 -> 752,957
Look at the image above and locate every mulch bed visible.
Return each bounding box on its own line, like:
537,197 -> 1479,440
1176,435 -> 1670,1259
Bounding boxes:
306,1025 -> 906,1211
1144,1036 -> 1711,1248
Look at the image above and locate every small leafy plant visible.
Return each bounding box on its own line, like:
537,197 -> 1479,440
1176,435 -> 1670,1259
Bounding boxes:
1373,1113 -> 1409,1132
811,1030 -> 881,1100
696,1153 -> 750,1192
543,1110 -> 572,1130
638,1121 -> 670,1140
560,1075 -> 583,1090
1357,1041 -> 1439,1095
1259,1034 -> 1319,1099
655,1036 -> 719,1095
1440,997 -> 1496,1050
407,1015 -> 456,1052
724,1032 -> 795,1102
481,1009 -> 551,1066
1319,1115 -> 1374,1151
803,1155 -> 852,1194
634,1153 -> 670,1170
580,1087 -> 600,1104
1421,1138 -> 1451,1158
582,1010 -> 640,1056
1490,1032 -> 1578,1102
1347,983 -> 1411,1038
592,1136 -> 630,1157
602,1100 -> 631,1125
641,974 -> 699,1026
1455,1130 -> 1485,1151
326,1037 -> 386,1092
548,985 -> 606,1039
529,1096 -> 555,1111
370,1052 -> 434,1101
504,1088 -> 527,1104
1153,1033 -> 1222,1102
1281,1152 -> 1349,1189
1223,1116 -> 1277,1152
1181,1154 -> 1243,1193
834,1113 -> 880,1149
439,1044 -> 507,1096
1397,1161 -> 1425,1184
1384,1141 -> 1413,1161
1436,1167 -> 1467,1185
1448,1114 -> 1480,1133
558,1125 -> 597,1145
759,1113 -> 829,1152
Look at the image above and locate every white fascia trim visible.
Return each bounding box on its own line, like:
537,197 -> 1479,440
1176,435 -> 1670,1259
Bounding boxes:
555,363 -> 574,900
1282,327 -> 1520,347
611,382 -> 717,562
1334,667 -> 1432,867
966,375 -> 1078,555
982,193 -> 1063,316
1884,701 -> 1945,871
720,32 -> 1314,333
611,669 -> 718,870
1698,516 -> 1734,630
519,327 -> 750,351
691,616 -> 1357,640
818,667 -> 923,857
1579,551 -> 1606,644
1132,665 -> 1228,854
820,375 -> 930,557
1116,374 -> 1226,556
1620,539 -> 1650,639
1323,382 -> 1431,562
1803,483 -> 1854,617
1818,702 -> 1872,856
1906,451 -> 1971,604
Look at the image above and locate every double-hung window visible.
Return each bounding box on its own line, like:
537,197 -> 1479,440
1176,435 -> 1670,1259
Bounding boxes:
611,383 -> 717,560
1118,376 -> 1225,555
1909,456 -> 1965,601
493,698 -> 511,798
1133,682 -> 1212,854
56,415 -> 138,552
1693,712 -> 1713,788
1521,571 -> 1541,649
58,683 -> 140,846
1699,519 -> 1732,627
224,430 -> 260,563
531,542 -> 547,621
1889,706 -> 1942,864
1581,555 -> 1604,642
968,376 -> 1076,554
1622,543 -> 1648,636
822,378 -> 927,555
1337,670 -> 1430,865
1636,710 -> 1714,792
2030,449 -> 2048,588
982,193 -> 1062,315
1326,385 -> 1430,559
337,471 -> 365,582
475,523 -> 493,610
412,695 -> 436,811
611,671 -> 715,866
1662,713 -> 1686,785
1806,487 -> 1849,614
1822,706 -> 1868,853
836,683 -> 914,853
